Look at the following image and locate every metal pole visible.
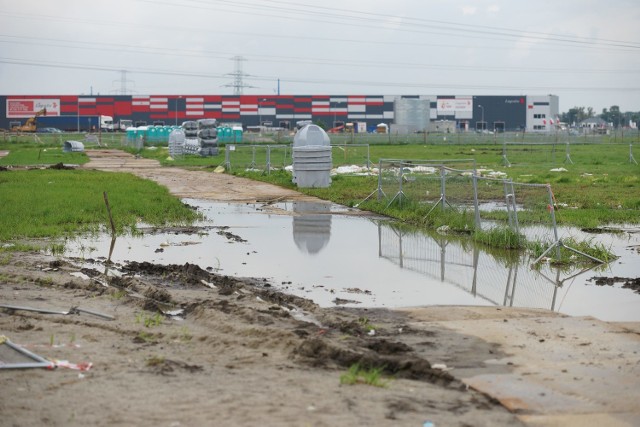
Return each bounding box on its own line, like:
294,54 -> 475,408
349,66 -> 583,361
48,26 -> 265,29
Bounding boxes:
510,180 -> 520,234
266,145 -> 271,175
548,185 -> 561,259
503,180 -> 513,229
472,172 -> 481,230
440,165 -> 446,212
377,159 -> 384,200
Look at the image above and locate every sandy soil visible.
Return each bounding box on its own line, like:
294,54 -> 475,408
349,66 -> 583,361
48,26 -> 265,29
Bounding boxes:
0,252 -> 527,427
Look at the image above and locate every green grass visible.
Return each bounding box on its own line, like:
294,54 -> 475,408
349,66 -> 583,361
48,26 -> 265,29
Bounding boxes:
229,141 -> 640,227
0,146 -> 89,166
0,169 -> 199,241
340,363 -> 389,388
136,312 -> 164,328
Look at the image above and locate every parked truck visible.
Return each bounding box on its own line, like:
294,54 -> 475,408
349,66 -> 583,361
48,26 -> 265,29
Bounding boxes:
36,115 -> 113,132
118,119 -> 133,131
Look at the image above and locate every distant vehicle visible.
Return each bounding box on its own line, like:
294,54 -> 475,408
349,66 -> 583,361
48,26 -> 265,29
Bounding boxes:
118,119 -> 133,131
100,115 -> 114,132
11,108 -> 47,132
152,120 -> 165,126
37,127 -> 62,133
134,121 -> 147,127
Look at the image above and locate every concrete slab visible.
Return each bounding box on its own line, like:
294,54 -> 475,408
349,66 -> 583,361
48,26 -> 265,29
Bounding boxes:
400,306 -> 640,427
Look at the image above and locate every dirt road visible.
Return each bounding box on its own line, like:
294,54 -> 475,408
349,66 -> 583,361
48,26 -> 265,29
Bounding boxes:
1,150 -> 638,426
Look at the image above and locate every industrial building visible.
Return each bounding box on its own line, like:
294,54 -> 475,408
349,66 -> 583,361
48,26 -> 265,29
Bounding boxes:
1,94 -> 558,133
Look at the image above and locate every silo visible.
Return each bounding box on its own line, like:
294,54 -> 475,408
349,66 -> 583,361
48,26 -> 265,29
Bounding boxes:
393,98 -> 430,134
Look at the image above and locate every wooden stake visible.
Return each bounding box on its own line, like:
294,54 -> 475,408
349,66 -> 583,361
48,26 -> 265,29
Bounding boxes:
103,191 -> 116,236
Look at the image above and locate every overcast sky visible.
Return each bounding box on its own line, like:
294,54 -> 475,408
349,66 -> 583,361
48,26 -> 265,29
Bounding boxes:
1,0 -> 639,113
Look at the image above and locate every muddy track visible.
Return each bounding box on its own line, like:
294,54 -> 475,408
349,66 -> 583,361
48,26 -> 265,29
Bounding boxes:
82,149 -> 321,203
0,252 -> 521,426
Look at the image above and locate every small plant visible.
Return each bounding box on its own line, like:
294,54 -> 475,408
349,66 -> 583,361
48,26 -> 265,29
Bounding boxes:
0,254 -> 11,266
358,317 -> 377,332
474,227 -> 526,250
145,355 -> 165,366
110,289 -> 128,300
529,236 -> 617,266
340,363 -> 389,388
136,312 -> 164,328
47,243 -> 66,256
136,331 -> 157,343
177,326 -> 192,342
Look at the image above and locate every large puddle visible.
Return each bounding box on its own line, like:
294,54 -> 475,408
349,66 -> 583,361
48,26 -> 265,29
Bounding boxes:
66,200 -> 640,322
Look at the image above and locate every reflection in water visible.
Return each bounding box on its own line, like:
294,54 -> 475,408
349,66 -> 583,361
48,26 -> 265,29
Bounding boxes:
292,202 -> 332,255
63,201 -> 639,321
377,223 -> 598,312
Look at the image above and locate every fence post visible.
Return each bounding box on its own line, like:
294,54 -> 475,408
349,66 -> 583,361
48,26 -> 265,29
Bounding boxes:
547,184 -> 561,260
266,145 -> 271,175
366,144 -> 371,169
503,180 -> 514,230
377,159 -> 384,200
564,141 -> 573,164
501,141 -> 511,167
472,172 -> 481,230
510,180 -> 520,234
440,165 -> 446,211
224,145 -> 231,169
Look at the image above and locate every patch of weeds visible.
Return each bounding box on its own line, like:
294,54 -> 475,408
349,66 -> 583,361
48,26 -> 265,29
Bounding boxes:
0,254 -> 11,266
358,317 -> 377,332
529,236 -> 617,265
340,363 -> 389,388
136,331 -> 158,343
136,312 -> 164,328
110,289 -> 128,300
36,276 -> 54,287
145,355 -> 165,366
474,227 -> 526,250
47,243 -> 66,256
176,326 -> 192,342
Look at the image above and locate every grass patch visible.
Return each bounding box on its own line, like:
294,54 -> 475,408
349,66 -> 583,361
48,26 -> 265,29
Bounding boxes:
340,363 -> 389,388
136,312 -> 164,328
474,227 -> 527,250
0,147 -> 89,166
0,169 -> 200,241
145,355 -> 165,366
529,237 -> 617,265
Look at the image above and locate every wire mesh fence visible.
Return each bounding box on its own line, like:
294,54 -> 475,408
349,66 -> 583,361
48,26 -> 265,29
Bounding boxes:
223,143 -> 372,174
224,144 -> 292,174
377,222 -> 590,311
366,158 -> 560,250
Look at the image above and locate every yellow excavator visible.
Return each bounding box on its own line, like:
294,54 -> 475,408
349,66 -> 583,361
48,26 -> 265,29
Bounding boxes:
11,108 -> 47,132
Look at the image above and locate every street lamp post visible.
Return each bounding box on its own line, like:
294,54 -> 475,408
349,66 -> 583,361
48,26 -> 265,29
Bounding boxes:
478,104 -> 485,131
258,98 -> 266,130
175,96 -> 182,126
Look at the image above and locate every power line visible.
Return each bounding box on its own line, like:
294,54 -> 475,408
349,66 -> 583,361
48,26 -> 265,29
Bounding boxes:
1,57 -> 638,93
0,35 -> 637,76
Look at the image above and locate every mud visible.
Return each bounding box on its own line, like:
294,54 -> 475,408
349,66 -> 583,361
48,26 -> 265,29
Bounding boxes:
589,276 -> 640,293
0,252 -> 522,426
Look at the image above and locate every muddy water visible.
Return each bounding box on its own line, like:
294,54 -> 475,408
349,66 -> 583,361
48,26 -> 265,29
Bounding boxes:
66,200 -> 640,321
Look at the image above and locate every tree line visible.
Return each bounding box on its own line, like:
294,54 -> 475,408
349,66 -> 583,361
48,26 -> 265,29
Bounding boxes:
560,105 -> 640,128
